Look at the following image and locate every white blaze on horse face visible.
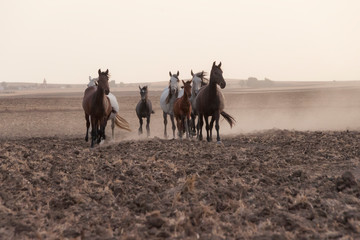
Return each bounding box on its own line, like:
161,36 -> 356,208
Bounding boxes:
192,75 -> 202,95
169,75 -> 179,94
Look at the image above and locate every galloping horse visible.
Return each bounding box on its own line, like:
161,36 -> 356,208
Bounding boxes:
195,62 -> 235,143
82,69 -> 112,147
136,86 -> 154,137
174,80 -> 192,139
82,69 -> 131,147
189,70 -> 207,136
178,70 -> 207,136
160,71 -> 180,139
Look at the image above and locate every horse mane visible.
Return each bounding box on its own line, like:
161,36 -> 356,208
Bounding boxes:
195,71 -> 208,86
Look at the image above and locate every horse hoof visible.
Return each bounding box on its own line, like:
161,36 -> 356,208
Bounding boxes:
217,141 -> 222,144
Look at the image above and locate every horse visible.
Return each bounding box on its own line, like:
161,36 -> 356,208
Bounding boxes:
82,69 -> 131,148
178,70 -> 208,136
174,80 -> 192,139
82,69 -> 112,147
195,62 -> 235,143
160,71 -> 180,139
136,85 -> 154,137
88,76 -> 98,87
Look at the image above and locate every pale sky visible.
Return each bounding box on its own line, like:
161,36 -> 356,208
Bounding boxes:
1,0 -> 359,84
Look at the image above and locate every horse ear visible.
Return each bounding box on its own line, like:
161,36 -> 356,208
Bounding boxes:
139,85 -> 141,90
218,62 -> 222,68
105,69 -> 109,75
176,71 -> 179,77
212,61 -> 216,68
98,69 -> 101,75
169,71 -> 172,77
182,80 -> 185,85
191,70 -> 194,77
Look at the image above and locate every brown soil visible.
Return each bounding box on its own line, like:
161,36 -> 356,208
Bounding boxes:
0,86 -> 360,239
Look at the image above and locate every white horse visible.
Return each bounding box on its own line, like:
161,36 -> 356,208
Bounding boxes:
178,70 -> 207,136
88,76 -> 98,87
160,71 -> 180,138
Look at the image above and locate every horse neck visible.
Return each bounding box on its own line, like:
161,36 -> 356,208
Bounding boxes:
181,89 -> 190,104
94,85 -> 106,103
208,77 -> 218,98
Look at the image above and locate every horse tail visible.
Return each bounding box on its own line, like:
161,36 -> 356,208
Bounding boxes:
220,111 -> 235,128
114,114 -> 131,132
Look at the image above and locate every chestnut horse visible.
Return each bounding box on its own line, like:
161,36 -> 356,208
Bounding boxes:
195,62 -> 235,143
82,69 -> 112,148
174,80 -> 192,139
178,70 -> 207,136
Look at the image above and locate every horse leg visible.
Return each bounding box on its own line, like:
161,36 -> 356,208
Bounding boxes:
198,114 -> 204,141
177,117 -> 182,139
185,116 -> 190,139
100,118 -> 108,143
97,122 -> 103,144
90,117 -> 97,148
111,118 -> 115,140
190,113 -> 196,137
163,111 -> 168,139
138,117 -> 143,135
209,115 -> 215,142
205,115 -> 211,142
170,114 -> 176,139
215,112 -> 221,143
85,113 -> 90,142
146,116 -> 150,137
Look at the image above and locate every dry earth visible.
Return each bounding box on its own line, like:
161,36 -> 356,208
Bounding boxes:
0,85 -> 360,239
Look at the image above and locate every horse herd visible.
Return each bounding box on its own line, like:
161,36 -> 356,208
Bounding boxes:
82,61 -> 235,148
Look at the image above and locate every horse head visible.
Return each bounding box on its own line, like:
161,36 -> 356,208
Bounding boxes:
181,80 -> 192,98
139,85 -> 148,102
97,69 -> 110,94
168,71 -> 180,95
88,76 -> 98,87
191,70 -> 207,96
210,61 -> 226,89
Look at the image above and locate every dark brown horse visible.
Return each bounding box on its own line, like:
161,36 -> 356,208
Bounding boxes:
195,62 -> 235,143
136,85 -> 154,137
82,69 -> 112,148
174,80 -> 192,139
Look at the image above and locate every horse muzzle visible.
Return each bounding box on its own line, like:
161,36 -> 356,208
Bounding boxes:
105,89 -> 110,95
220,82 -> 226,89
170,88 -> 176,95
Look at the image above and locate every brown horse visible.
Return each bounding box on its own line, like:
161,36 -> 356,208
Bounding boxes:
82,69 -> 112,148
174,80 -> 192,139
195,61 -> 235,143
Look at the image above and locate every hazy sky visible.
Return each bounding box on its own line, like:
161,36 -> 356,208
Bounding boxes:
1,0 -> 359,84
